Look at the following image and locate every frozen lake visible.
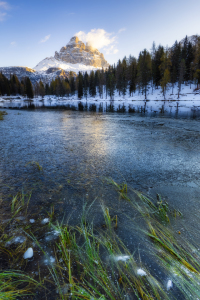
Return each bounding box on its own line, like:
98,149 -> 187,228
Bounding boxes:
1,108 -> 200,298
1,109 -> 200,233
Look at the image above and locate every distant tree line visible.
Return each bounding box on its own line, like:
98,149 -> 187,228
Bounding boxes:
0,73 -> 34,98
1,36 -> 200,99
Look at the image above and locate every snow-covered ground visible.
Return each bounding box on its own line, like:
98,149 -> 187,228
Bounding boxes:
1,82 -> 200,118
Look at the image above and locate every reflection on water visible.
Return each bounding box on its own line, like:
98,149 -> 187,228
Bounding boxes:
1,96 -> 200,119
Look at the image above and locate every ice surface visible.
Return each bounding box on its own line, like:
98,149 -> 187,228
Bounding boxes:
23,247 -> 33,259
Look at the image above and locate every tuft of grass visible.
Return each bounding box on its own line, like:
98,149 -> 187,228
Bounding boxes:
0,271 -> 39,300
1,179 -> 200,299
10,190 -> 32,218
40,202 -> 169,300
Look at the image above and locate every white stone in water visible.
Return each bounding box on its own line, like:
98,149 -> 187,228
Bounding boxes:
29,219 -> 35,223
42,218 -> 49,224
137,268 -> 147,276
167,280 -> 173,290
23,247 -> 33,259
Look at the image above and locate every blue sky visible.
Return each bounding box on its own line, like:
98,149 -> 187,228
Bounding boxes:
0,0 -> 200,68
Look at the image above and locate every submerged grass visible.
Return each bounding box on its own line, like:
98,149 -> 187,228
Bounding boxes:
1,179 -> 200,299
0,111 -> 8,120
0,271 -> 39,300
25,161 -> 43,171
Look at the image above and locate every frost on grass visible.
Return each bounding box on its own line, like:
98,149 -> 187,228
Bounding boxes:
44,256 -> 56,264
23,247 -> 33,259
137,268 -> 147,276
6,236 -> 26,246
45,230 -> 60,241
13,236 -> 26,243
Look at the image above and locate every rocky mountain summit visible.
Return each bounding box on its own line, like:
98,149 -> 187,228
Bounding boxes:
34,36 -> 109,72
54,36 -> 109,68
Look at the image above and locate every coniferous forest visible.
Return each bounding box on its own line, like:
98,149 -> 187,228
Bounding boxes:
1,36 -> 200,99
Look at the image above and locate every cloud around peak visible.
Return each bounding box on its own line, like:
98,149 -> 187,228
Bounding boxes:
75,29 -> 118,55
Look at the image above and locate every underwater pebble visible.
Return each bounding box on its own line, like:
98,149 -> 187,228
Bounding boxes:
29,219 -> 35,223
137,268 -> 147,276
42,218 -> 49,224
23,247 -> 33,259
167,280 -> 173,290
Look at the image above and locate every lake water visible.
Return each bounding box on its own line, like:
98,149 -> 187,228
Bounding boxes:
1,108 -> 200,298
1,108 -> 200,230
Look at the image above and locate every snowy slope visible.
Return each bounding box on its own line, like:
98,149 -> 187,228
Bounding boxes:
34,57 -> 101,73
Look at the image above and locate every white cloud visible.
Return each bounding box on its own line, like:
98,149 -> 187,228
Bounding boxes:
105,45 -> 119,55
75,28 -> 118,55
0,1 -> 9,9
39,34 -> 51,43
10,41 -> 16,46
118,27 -> 126,34
0,1 -> 10,21
0,11 -> 6,21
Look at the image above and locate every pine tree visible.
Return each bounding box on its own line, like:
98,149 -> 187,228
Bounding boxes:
25,77 -> 34,99
137,49 -> 152,99
116,59 -> 123,96
159,48 -> 171,96
69,75 -> 76,96
45,83 -> 50,95
83,72 -> 89,100
127,56 -> 137,96
39,80 -> 45,98
89,71 -> 96,97
193,36 -> 200,88
152,45 -> 164,88
160,69 -> 170,99
107,73 -> 115,100
170,41 -> 181,83
178,59 -> 186,97
194,69 -> 200,89
78,72 -> 83,99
